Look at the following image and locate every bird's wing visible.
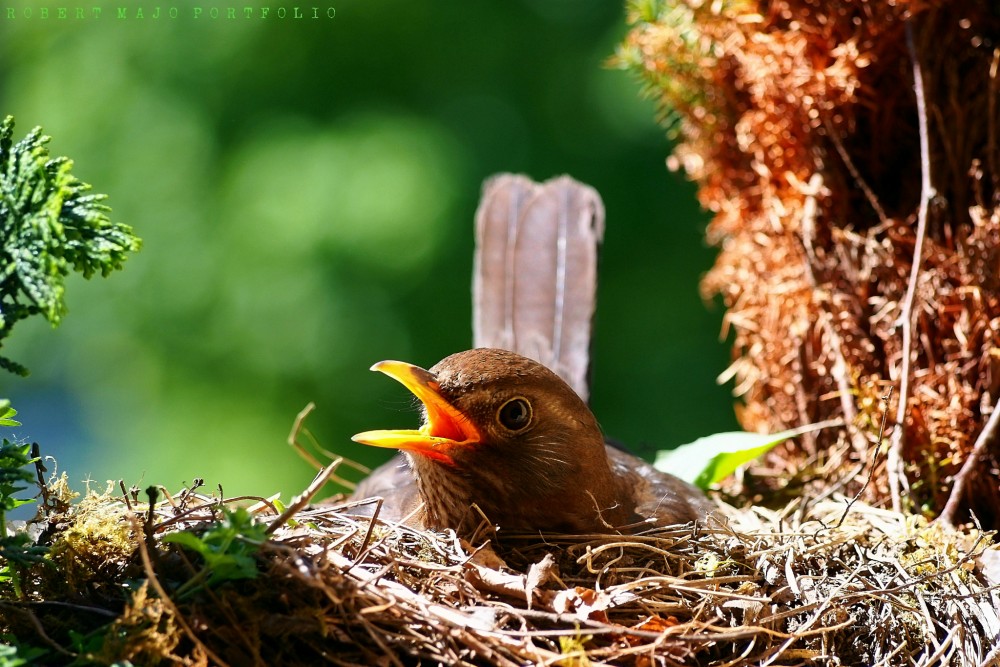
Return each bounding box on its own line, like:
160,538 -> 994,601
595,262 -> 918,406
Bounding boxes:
606,445 -> 715,526
348,455 -> 423,522
473,174 -> 605,402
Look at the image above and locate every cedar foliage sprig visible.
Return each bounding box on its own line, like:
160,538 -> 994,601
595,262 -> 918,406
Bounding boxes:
0,115 -> 140,376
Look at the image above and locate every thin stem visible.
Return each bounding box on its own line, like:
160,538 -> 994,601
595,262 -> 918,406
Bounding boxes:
889,18 -> 935,513
939,397 -> 1000,525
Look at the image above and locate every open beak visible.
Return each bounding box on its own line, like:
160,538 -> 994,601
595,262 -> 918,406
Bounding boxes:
351,360 -> 481,465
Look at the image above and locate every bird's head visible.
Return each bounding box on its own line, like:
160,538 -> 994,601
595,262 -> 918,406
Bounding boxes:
352,348 -> 626,532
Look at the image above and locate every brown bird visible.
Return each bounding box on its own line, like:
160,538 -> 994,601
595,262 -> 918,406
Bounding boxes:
351,348 -> 712,534
349,174 -> 711,535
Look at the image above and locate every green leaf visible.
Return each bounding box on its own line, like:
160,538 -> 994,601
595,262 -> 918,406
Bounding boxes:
0,643 -> 48,667
0,401 -> 18,427
654,420 -> 842,490
163,507 -> 266,591
202,552 -> 259,586
68,629 -> 105,655
6,496 -> 34,511
161,530 -> 209,554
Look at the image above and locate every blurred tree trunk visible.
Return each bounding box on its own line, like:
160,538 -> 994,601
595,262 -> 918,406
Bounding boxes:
621,0 -> 1000,527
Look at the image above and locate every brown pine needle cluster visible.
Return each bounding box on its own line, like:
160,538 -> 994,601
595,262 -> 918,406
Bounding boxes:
619,0 -> 1000,525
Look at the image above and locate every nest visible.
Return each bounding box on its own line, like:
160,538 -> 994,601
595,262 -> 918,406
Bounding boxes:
3,468 -> 998,666
619,0 -> 1000,525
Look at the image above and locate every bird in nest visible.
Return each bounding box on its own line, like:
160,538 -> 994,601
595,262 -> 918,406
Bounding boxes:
350,174 -> 712,536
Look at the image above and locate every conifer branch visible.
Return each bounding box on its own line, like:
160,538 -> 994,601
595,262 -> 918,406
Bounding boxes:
0,115 -> 141,376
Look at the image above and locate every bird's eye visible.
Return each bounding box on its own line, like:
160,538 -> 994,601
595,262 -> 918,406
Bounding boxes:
497,397 -> 532,432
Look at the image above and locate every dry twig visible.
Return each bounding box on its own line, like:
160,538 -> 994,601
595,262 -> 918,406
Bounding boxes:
940,400 -> 1000,525
889,18 -> 936,513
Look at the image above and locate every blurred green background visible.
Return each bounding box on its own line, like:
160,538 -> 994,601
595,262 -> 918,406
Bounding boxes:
0,0 -> 736,502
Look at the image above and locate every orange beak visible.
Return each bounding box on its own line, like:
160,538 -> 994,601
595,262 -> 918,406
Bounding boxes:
351,360 -> 481,465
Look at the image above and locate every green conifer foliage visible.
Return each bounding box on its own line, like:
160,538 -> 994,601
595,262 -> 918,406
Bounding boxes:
0,115 -> 140,375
